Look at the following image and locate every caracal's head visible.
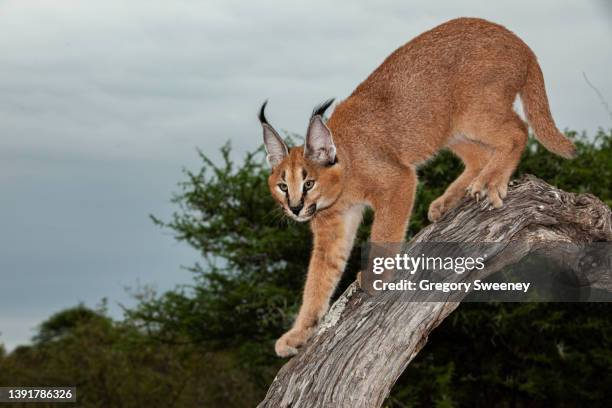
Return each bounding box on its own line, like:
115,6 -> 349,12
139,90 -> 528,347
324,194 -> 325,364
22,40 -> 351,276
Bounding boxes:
259,99 -> 344,222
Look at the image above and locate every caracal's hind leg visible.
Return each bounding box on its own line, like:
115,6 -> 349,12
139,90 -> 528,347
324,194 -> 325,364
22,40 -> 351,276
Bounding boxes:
428,139 -> 492,222
464,111 -> 528,208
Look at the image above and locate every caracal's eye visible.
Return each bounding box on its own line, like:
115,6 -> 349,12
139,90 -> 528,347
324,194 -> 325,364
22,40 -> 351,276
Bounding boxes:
304,180 -> 315,190
278,183 -> 288,192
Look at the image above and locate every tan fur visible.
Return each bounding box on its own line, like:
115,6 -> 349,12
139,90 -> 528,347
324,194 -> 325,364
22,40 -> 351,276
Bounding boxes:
261,18 -> 575,357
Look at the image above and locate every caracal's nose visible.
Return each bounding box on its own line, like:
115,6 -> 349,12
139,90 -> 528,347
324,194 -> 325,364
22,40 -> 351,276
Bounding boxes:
290,203 -> 304,215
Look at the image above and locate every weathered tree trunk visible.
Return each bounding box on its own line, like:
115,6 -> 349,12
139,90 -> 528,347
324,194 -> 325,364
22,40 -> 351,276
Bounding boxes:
259,175 -> 612,408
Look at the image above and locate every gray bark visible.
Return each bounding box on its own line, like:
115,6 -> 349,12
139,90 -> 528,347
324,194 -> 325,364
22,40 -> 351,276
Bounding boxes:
259,175 -> 612,408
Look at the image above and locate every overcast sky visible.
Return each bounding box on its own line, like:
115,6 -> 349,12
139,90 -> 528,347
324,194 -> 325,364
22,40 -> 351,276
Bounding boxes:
0,0 -> 610,350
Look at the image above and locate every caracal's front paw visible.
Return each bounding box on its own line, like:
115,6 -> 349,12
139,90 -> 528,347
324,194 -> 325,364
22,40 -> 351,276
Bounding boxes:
275,327 -> 313,358
466,175 -> 508,209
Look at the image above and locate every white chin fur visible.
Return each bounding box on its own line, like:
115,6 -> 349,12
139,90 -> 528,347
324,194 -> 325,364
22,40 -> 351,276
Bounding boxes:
288,214 -> 312,222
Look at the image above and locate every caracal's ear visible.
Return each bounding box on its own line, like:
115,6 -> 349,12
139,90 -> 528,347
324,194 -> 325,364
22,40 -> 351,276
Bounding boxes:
259,100 -> 288,168
304,98 -> 336,166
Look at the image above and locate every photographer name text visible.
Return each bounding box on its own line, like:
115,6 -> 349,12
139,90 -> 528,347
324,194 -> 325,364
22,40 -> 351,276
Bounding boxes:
372,279 -> 531,293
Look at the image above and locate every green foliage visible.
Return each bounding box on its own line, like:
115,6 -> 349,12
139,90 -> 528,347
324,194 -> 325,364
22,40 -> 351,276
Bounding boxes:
391,303 -> 612,407
33,303 -> 111,345
1,130 -> 610,407
0,305 -> 263,407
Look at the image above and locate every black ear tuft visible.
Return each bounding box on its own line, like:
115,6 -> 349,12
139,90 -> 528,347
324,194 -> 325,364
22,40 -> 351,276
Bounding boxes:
258,100 -> 269,125
311,98 -> 335,120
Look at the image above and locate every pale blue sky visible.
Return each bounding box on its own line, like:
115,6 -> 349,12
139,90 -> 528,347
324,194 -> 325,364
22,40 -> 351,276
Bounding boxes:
0,0 -> 611,350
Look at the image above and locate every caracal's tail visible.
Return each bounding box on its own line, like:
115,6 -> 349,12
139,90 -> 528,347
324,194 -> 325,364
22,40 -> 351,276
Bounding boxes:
520,57 -> 576,159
